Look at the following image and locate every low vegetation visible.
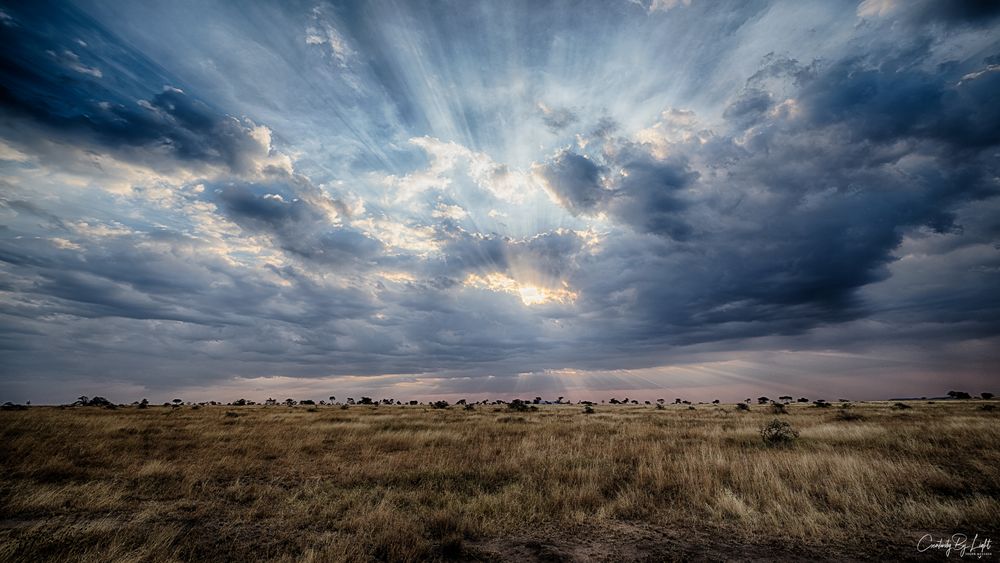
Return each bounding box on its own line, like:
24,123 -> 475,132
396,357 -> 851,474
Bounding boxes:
1,400 -> 997,561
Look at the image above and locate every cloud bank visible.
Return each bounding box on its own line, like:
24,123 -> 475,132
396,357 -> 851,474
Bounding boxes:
1,0 -> 998,402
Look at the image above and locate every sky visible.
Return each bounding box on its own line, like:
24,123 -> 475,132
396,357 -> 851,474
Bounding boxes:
0,0 -> 998,404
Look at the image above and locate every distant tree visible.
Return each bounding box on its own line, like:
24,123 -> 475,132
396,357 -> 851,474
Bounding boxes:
264,398 -> 277,406
735,403 -> 750,411
757,396 -> 770,405
138,398 -> 149,409
657,398 -> 665,404
359,397 -> 374,405
609,398 -> 620,404
711,399 -> 720,404
557,396 -> 565,404
172,399 -> 183,405
409,400 -> 418,405
947,391 -> 972,400
347,398 -> 355,405
674,398 -> 682,404
797,397 -> 809,403
982,392 -> 995,400
509,399 -> 536,412
328,396 -> 336,403
431,400 -> 449,409
644,400 -> 651,405
284,398 -> 297,407
779,396 -> 793,402
533,397 -> 542,404
745,398 -> 751,404
300,400 -> 315,405
456,399 -> 466,405
233,399 -> 248,406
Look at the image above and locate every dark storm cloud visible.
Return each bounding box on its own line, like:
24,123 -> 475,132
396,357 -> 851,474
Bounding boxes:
539,43 -> 1000,350
0,2 -> 270,175
212,174 -> 382,266
880,0 -> 1000,29
537,146 -> 696,239
536,151 -> 609,216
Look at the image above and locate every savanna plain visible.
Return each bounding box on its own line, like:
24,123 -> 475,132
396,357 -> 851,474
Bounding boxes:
1,400 -> 998,562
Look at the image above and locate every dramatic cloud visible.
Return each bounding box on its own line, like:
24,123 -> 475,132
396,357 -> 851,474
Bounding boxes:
1,0 -> 998,403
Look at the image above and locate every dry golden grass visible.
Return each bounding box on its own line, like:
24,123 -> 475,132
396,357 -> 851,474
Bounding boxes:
1,401 -> 998,561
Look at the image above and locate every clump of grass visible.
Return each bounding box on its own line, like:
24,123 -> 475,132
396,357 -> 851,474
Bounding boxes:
835,409 -> 865,422
760,418 -> 799,447
583,405 -> 595,414
771,403 -> 788,415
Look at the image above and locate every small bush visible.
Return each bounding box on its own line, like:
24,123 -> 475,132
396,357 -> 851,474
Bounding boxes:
771,403 -> 787,414
431,400 -> 450,409
583,405 -> 595,414
893,402 -> 912,410
980,404 -> 996,412
835,409 -> 864,422
760,419 -> 799,447
508,399 -> 537,412
735,403 -> 750,412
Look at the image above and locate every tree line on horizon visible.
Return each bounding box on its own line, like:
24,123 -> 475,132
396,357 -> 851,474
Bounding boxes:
2,390 -> 994,411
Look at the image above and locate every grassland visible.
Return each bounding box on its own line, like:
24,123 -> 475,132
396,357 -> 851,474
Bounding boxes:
1,401 -> 997,561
